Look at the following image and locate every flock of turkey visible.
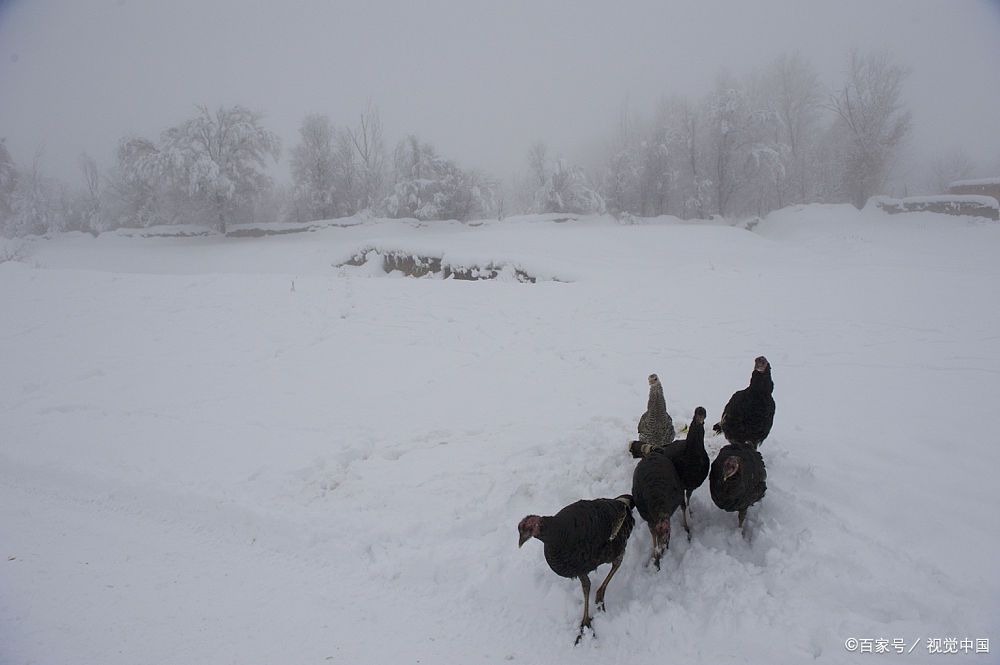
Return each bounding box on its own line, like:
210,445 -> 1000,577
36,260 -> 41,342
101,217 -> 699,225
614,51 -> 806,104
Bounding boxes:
517,356 -> 776,643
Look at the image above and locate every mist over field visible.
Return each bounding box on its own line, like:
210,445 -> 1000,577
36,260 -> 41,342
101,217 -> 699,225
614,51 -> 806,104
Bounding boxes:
0,0 -> 999,233
1,3 -> 999,664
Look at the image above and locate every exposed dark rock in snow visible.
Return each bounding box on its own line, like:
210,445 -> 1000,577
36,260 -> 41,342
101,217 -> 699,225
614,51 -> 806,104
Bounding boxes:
337,248 -> 563,282
872,195 -> 998,220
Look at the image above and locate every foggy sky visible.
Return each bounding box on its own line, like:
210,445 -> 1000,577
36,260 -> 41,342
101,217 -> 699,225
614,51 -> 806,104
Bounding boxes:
1,0 -> 998,185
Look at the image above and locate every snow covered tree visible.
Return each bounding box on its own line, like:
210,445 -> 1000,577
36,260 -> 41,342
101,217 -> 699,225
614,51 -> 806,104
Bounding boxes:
506,170 -> 539,217
383,136 -> 496,221
927,148 -> 976,194
607,102 -> 677,217
828,50 -> 912,208
290,114 -> 338,221
528,141 -> 548,189
659,97 -> 710,219
760,53 -> 823,205
5,152 -> 59,237
347,102 -> 386,213
701,73 -> 800,217
105,136 -> 169,228
602,101 -> 643,216
742,138 -> 788,217
636,133 -> 673,216
384,135 -> 438,219
0,138 -> 16,229
253,182 -> 293,228
517,142 -> 605,217
705,79 -> 756,217
604,147 -> 640,215
159,105 -> 281,231
333,129 -> 360,215
536,158 -> 604,215
71,152 -> 103,232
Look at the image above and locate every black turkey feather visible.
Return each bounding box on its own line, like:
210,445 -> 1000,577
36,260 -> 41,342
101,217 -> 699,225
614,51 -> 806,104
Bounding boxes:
713,356 -> 775,449
518,495 -> 635,643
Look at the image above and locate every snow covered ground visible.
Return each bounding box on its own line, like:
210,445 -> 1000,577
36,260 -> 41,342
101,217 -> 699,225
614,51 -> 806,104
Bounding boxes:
2,205 -> 998,664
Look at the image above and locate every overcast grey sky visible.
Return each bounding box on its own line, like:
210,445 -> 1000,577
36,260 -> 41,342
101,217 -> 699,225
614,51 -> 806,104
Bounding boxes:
1,0 -> 998,184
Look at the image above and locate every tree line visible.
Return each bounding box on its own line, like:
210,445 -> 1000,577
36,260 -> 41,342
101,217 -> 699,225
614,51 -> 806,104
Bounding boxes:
583,49 -> 915,219
0,49 -> 985,238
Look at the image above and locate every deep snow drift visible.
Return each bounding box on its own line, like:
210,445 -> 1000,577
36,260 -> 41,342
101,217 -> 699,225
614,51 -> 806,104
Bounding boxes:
1,205 -> 998,664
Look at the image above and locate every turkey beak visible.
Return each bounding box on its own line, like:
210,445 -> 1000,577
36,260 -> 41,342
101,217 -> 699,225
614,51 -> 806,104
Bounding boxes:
518,531 -> 530,548
723,466 -> 738,482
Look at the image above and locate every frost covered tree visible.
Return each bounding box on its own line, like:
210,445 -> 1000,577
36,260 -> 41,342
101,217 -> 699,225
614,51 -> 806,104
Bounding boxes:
742,136 -> 788,216
104,108 -> 281,230
660,97 -> 710,219
828,50 -> 912,208
347,102 -> 386,212
383,136 -> 496,221
384,135 -> 440,219
927,148 -> 975,194
705,79 -> 757,217
703,74 -> 796,216
466,170 -> 500,221
604,147 -> 640,215
760,53 -> 823,205
333,130 -> 360,215
596,73 -> 818,219
253,182 -> 292,228
501,141 -> 551,215
585,50 -> 911,217
290,114 -> 338,221
5,152 -> 60,237
600,99 -> 684,218
506,170 -> 539,217
636,134 -> 672,216
536,158 -> 604,215
0,138 -> 16,228
602,101 -> 642,215
105,136 -> 169,228
159,105 -> 281,231
528,141 -> 548,189
72,152 -> 103,232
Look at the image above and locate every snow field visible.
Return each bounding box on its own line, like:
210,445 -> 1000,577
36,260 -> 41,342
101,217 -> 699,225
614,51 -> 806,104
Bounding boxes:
2,206 -> 998,663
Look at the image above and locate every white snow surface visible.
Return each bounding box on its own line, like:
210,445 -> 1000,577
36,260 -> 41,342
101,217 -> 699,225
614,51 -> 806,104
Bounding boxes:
2,206 -> 999,664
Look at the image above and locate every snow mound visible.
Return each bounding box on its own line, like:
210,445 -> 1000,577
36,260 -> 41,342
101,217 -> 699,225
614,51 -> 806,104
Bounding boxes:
337,247 -> 568,282
498,212 -> 581,224
112,224 -> 219,238
226,217 -> 364,237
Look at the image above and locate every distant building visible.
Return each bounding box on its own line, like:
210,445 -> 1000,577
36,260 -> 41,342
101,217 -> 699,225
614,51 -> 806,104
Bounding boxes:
873,195 -> 999,220
949,177 -> 1000,205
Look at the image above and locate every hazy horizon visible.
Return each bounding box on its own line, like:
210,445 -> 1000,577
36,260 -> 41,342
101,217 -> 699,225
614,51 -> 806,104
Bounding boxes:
2,0 -> 999,188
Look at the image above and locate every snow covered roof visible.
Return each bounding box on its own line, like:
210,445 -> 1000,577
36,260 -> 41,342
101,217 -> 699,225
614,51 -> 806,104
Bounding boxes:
949,177 -> 1000,188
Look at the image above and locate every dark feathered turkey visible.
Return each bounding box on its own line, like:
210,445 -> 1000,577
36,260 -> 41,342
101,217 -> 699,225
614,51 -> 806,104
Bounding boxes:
632,449 -> 685,569
660,406 -> 710,529
518,495 -> 635,643
713,356 -> 775,449
709,443 -> 767,532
